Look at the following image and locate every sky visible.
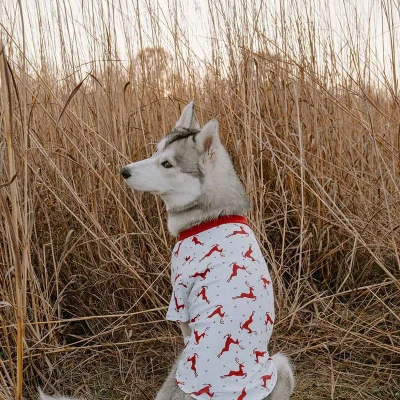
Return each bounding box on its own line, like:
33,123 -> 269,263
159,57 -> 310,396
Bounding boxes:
0,0 -> 399,87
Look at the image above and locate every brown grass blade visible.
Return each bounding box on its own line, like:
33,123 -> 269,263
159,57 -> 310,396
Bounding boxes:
56,76 -> 88,124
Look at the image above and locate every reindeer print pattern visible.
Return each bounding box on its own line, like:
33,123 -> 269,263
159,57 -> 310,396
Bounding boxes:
166,218 -> 276,399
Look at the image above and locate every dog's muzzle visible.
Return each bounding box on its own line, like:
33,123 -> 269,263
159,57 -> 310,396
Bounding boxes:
121,167 -> 131,179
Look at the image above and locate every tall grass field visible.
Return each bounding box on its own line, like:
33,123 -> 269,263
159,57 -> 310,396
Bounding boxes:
0,1 -> 399,399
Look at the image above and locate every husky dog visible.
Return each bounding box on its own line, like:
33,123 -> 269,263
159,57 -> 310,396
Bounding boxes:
40,102 -> 294,400
121,102 -> 294,400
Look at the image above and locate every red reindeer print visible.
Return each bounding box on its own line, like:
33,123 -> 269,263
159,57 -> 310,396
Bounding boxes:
261,373 -> 273,388
174,272 -> 183,282
197,286 -> 210,304
184,255 -> 191,262
265,312 -> 274,326
174,241 -> 183,257
227,262 -> 250,282
261,275 -> 271,289
217,334 -> 244,358
207,305 -> 225,323
220,358 -> 247,379
190,313 -> 200,323
190,384 -> 214,398
253,349 -> 267,363
186,353 -> 199,377
226,225 -> 249,238
237,388 -> 247,400
176,378 -> 184,385
174,294 -> 185,312
193,327 -> 209,344
189,266 -> 211,280
199,244 -> 224,262
192,236 -> 204,246
242,245 -> 256,262
240,311 -> 257,334
232,282 -> 257,301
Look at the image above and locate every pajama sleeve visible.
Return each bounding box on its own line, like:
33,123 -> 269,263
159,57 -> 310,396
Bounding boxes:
166,261 -> 190,322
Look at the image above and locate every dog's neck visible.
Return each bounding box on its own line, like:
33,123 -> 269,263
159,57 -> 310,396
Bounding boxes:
164,150 -> 251,237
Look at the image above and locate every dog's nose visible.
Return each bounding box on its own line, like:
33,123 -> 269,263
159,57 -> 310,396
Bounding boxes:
121,167 -> 131,179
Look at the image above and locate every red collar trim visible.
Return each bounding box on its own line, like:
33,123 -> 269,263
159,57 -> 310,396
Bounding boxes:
178,215 -> 249,241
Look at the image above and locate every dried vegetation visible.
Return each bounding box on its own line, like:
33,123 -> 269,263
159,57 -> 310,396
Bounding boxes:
0,1 -> 399,399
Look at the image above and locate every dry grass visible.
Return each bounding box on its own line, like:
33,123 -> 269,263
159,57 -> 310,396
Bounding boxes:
0,1 -> 400,399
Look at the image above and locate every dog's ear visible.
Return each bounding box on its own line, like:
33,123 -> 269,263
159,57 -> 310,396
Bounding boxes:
195,119 -> 220,157
175,101 -> 200,131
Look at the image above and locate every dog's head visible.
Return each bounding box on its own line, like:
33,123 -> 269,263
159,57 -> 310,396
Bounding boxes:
121,102 -> 230,211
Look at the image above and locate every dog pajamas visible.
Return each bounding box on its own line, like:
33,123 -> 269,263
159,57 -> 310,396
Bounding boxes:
166,216 -> 277,399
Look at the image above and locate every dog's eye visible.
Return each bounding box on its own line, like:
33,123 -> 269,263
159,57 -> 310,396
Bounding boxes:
161,160 -> 173,169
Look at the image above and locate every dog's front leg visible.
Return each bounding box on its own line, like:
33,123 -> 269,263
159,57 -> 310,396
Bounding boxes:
179,321 -> 191,338
154,323 -> 193,400
155,357 -> 193,400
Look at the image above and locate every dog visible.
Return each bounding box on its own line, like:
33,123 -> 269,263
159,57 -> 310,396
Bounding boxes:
40,102 -> 294,399
121,102 -> 294,399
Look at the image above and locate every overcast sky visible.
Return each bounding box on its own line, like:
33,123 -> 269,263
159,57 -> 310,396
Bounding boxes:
1,0 -> 399,86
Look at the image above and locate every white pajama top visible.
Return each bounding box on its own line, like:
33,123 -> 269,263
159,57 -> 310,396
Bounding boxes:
166,215 -> 277,399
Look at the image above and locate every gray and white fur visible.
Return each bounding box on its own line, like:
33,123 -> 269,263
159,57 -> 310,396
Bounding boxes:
121,103 -> 250,237
39,102 -> 294,400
